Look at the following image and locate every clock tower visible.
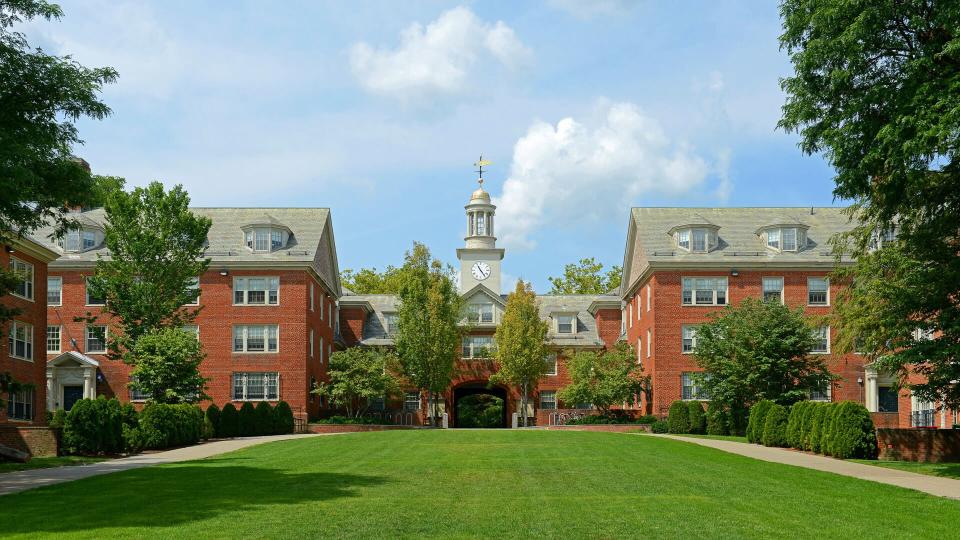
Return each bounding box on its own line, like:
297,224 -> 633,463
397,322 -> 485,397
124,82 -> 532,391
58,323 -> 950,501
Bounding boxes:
457,160 -> 504,294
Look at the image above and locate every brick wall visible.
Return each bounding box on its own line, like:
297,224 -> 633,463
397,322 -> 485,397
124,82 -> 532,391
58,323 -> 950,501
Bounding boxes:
338,307 -> 366,346
0,426 -> 58,457
877,428 -> 960,462
1,249 -> 48,426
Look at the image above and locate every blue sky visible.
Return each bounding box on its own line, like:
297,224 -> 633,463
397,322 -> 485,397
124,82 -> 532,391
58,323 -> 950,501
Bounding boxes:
23,0 -> 838,293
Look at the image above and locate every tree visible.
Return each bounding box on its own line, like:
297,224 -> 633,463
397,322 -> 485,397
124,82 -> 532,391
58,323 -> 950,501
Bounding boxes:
779,1 -> 960,407
490,280 -> 549,427
312,347 -> 400,418
548,258 -> 622,295
89,182 -> 212,362
340,266 -> 407,294
87,175 -> 126,208
558,342 -> 642,415
393,242 -> 463,427
127,327 -> 208,404
693,298 -> 835,407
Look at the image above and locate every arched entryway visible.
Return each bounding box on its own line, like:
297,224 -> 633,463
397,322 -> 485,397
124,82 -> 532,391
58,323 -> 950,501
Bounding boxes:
453,383 -> 508,428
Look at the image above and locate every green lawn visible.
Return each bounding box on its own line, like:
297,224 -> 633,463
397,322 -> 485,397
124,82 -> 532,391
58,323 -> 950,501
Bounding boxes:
1,431 -> 958,538
850,459 -> 960,480
0,456 -> 106,474
673,433 -> 749,443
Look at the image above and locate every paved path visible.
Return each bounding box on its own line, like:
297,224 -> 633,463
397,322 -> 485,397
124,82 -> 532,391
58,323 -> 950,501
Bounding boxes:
0,434 -> 324,497
653,434 -> 960,499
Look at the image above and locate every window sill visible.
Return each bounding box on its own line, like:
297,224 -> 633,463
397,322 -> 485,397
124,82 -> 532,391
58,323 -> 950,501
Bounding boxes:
11,294 -> 34,302
84,304 -> 105,308
232,303 -> 281,307
807,303 -> 830,308
9,356 -> 34,363
811,351 -> 830,355
231,398 -> 281,402
49,303 -> 62,307
232,351 -> 280,355
5,418 -> 33,424
47,350 -> 61,355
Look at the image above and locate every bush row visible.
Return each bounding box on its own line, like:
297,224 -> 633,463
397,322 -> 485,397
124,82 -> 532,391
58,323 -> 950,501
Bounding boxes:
565,413 -> 659,425
667,401 -> 707,434
206,401 -> 294,437
747,400 -> 877,459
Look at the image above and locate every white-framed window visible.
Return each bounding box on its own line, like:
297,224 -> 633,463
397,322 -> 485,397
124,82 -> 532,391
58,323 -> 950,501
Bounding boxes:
58,229 -> 98,252
681,325 -> 697,354
185,277 -> 200,305
544,353 -> 558,376
878,386 -> 899,412
812,326 -> 830,353
47,325 -> 61,354
309,329 -> 315,358
628,304 -> 633,328
676,229 -> 689,250
682,277 -> 727,306
462,335 -> 495,359
6,388 -> 34,421
404,391 -> 421,411
10,257 -> 34,300
692,228 -> 707,252
85,325 -> 107,354
233,277 -> 279,305
540,390 -> 557,410
765,227 -> 806,252
636,337 -> 642,365
232,324 -> 279,353
682,372 -> 710,400
181,325 -> 199,339
310,282 -> 315,312
911,394 -> 936,427
782,228 -> 797,251
646,329 -> 652,357
766,228 -> 780,250
556,314 -> 575,334
47,276 -> 62,306
675,227 -> 718,253
232,372 -> 279,401
646,284 -> 651,311
807,277 -> 829,306
129,378 -> 150,402
85,277 -> 105,306
467,303 -> 494,324
762,277 -> 784,304
809,383 -> 832,402
384,313 -> 399,336
8,321 -> 33,360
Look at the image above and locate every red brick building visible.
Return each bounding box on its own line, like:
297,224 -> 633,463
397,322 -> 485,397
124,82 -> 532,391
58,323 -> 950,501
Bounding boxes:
619,207 -> 946,428
35,208 -> 342,421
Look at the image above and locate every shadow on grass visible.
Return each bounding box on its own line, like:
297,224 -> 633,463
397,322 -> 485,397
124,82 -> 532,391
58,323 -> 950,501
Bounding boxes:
0,459 -> 388,535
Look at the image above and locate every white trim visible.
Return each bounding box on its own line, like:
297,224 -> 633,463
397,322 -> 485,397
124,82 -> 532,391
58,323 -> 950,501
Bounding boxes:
8,320 -> 34,361
47,276 -> 62,306
646,329 -> 652,358
9,257 -> 35,301
544,352 -> 558,376
232,276 -> 280,306
231,324 -> 280,353
811,325 -> 830,354
46,325 -> 61,354
681,325 -> 697,354
807,277 -> 830,306
85,325 -> 108,354
84,277 -> 105,306
762,276 -> 784,304
681,276 -> 728,306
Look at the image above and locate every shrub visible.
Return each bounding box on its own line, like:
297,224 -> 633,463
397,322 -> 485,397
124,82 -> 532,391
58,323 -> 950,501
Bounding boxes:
809,403 -> 831,453
761,404 -> 790,447
205,404 -> 221,438
728,404 -> 749,436
254,401 -> 274,435
120,402 -> 138,429
49,409 -> 67,429
785,401 -> 807,448
820,403 -> 841,455
799,401 -> 818,450
826,401 -> 878,459
687,401 -> 706,434
746,400 -> 773,444
138,403 -> 204,449
238,402 -> 256,436
62,397 -> 124,455
651,420 -> 669,433
220,403 -> 239,437
122,424 -> 147,453
667,401 -> 691,434
636,415 -> 659,425
273,401 -> 295,434
314,415 -> 380,425
706,401 -> 729,436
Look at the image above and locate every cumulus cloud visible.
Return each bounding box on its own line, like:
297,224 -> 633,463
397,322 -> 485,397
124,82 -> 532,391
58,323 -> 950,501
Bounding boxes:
349,6 -> 532,98
494,101 -> 725,250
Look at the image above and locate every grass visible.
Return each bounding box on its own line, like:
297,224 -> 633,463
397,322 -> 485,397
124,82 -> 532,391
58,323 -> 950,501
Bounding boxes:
1,430 -> 959,539
850,459 -> 960,480
0,456 -> 107,474
673,433 -> 749,443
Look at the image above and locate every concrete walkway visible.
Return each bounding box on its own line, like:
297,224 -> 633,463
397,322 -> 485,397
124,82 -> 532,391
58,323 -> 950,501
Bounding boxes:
0,434 -> 324,497
654,434 -> 960,499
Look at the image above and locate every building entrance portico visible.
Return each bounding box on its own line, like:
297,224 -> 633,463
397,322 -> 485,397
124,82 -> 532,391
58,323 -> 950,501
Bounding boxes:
46,351 -> 100,411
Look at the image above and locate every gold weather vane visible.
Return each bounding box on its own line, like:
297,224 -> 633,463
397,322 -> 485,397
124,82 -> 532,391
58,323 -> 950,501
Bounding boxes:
474,155 -> 492,186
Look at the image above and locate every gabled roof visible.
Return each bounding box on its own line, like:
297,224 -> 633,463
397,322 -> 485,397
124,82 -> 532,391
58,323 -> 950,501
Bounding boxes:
47,351 -> 99,368
461,283 -> 507,307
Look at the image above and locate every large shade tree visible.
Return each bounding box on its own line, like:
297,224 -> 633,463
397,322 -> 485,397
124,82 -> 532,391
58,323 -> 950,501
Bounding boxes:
779,0 -> 960,406
312,347 -> 401,418
558,342 -> 642,415
548,258 -> 622,295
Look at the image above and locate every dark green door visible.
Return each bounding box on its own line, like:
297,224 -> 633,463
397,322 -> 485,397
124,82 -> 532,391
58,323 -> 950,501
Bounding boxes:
63,386 -> 83,411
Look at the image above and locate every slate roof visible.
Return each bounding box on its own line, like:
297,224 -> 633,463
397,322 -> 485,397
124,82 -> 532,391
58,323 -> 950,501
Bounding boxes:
32,207 -> 341,296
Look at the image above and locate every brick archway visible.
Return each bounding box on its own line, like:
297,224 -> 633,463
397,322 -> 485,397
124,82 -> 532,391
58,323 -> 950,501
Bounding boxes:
452,382 -> 509,428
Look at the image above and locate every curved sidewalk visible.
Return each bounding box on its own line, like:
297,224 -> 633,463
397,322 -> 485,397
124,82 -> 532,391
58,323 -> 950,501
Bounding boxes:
0,433 -> 324,497
654,434 -> 960,499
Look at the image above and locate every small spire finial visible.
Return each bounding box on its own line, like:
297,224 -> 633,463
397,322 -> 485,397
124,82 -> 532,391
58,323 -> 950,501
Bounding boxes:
474,155 -> 492,186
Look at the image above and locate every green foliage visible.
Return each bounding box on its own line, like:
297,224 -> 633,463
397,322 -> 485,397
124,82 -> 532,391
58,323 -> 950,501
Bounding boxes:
799,401 -> 818,451
761,404 -> 790,447
491,280 -> 550,426
558,342 -> 642,415
820,403 -> 841,456
62,397 -> 123,455
205,404 -> 221,438
547,257 -> 622,295
238,402 -> 256,436
254,402 -> 274,435
809,403 -> 831,454
706,401 -> 729,436
826,402 -> 878,459
746,400 -> 773,444
393,242 -> 463,426
273,401 -> 295,434
456,394 -> 504,428
651,420 -> 669,433
340,265 -> 408,294
313,415 -> 383,425
693,298 -> 835,407
667,401 -> 690,434
87,175 -> 125,208
138,403 -> 203,449
687,401 -> 706,434
312,347 -> 400,418
728,404 -> 749,437
219,403 -> 239,438
127,327 -> 209,403
786,401 -> 809,449
779,0 -> 960,408
564,412 -> 655,425
49,408 -> 67,429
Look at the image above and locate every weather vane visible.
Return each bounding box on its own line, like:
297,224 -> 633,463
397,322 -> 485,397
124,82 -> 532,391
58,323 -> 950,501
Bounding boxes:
474,155 -> 492,186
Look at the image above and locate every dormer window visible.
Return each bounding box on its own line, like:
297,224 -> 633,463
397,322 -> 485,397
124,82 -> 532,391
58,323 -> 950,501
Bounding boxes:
761,226 -> 807,252
555,314 -> 576,334
57,229 -> 100,252
672,226 -> 719,253
243,226 -> 289,252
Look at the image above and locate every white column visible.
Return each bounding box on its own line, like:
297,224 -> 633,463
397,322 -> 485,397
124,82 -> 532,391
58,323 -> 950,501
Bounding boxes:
46,372 -> 55,411
83,369 -> 94,399
864,367 -> 878,412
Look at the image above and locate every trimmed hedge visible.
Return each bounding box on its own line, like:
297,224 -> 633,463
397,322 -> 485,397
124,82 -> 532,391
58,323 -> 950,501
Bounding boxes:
667,401 -> 691,434
785,401 -> 808,448
687,401 -> 706,434
220,403 -> 239,437
825,401 -> 878,459
651,420 -> 669,433
706,401 -> 729,436
761,404 -> 790,447
746,400 -> 773,444
205,404 -> 221,438
137,403 -> 204,450
254,401 -> 274,435
809,403 -> 829,453
273,401 -> 295,434
239,402 -> 257,436
62,396 -> 124,455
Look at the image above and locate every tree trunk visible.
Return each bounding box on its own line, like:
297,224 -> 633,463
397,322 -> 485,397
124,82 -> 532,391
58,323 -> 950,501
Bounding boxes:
521,383 -> 528,428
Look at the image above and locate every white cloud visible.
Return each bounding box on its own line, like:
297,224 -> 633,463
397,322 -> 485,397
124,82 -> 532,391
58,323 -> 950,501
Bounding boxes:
547,0 -> 643,19
494,101 -> 725,250
349,6 -> 532,99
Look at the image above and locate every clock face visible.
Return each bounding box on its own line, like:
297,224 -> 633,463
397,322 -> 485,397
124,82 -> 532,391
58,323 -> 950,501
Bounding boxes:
471,262 -> 491,281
